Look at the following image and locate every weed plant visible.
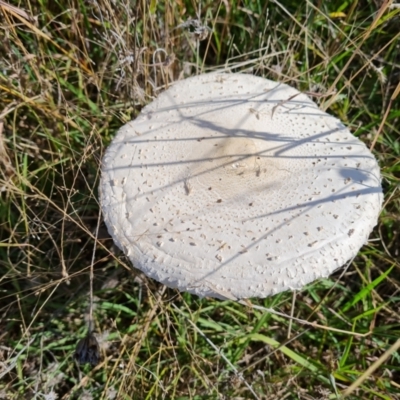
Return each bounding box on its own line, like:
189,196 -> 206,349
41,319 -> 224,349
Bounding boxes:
0,0 -> 399,399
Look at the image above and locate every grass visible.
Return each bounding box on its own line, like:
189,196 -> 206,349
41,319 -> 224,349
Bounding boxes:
0,0 -> 399,399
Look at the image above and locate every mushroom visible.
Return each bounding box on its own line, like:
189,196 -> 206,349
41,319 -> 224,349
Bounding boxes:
100,73 -> 382,300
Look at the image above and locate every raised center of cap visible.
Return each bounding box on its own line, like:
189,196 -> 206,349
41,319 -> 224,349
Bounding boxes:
192,136 -> 258,177
214,136 -> 258,176
187,136 -> 265,201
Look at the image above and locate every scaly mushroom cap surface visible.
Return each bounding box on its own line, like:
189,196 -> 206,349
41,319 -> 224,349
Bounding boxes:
100,73 -> 382,299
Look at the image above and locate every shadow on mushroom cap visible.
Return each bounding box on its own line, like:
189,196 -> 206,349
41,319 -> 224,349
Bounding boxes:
100,73 -> 383,300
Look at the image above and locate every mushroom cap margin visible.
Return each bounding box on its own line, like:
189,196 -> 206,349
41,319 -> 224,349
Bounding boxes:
100,73 -> 383,299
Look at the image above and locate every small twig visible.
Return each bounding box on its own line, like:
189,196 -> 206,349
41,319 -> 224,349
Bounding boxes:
196,4 -> 201,75
370,80 -> 400,151
73,212 -> 102,366
0,0 -> 35,22
153,48 -> 168,92
271,90 -> 336,118
287,290 -> 296,338
238,293 -> 372,338
89,211 -> 102,332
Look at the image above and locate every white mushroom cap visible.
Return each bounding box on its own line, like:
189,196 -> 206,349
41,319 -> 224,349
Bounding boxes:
100,73 -> 382,300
